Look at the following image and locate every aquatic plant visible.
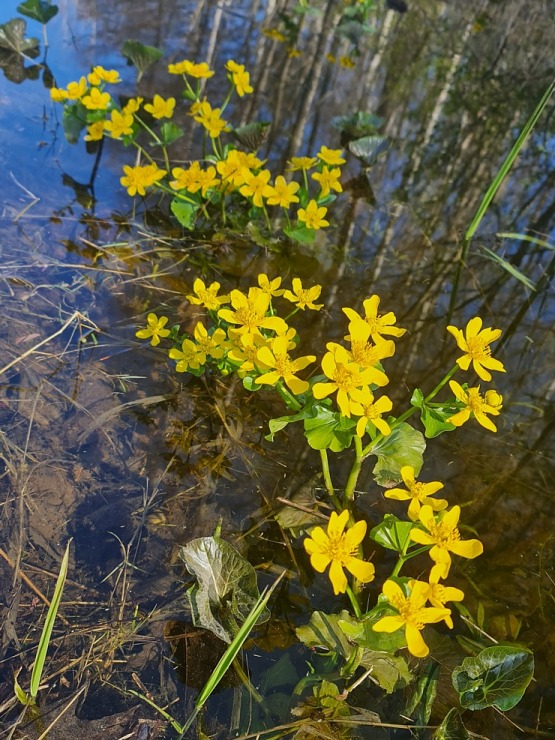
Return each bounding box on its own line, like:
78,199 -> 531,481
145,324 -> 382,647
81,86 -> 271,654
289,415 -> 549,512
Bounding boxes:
49,60 -> 344,245
135,276 -> 533,733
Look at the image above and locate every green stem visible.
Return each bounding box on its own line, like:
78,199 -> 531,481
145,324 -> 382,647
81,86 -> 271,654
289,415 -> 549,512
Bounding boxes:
344,435 -> 363,501
219,85 -> 234,115
319,450 -> 342,511
390,545 -> 431,578
284,307 -> 300,322
275,381 -> 302,411
262,203 -> 272,231
345,583 -> 362,619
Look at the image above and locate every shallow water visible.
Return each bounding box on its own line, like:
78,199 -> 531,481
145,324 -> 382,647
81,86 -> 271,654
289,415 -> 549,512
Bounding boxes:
1,1 -> 554,737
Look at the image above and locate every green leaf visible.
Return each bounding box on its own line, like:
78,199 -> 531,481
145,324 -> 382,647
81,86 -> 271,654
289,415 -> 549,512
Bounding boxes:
122,39 -> 163,82
231,121 -> 271,151
369,514 -> 414,553
296,610 -> 355,662
405,661 -> 439,725
0,18 -> 39,53
62,103 -> 86,144
452,645 -> 534,711
159,121 -> 183,146
274,476 -> 324,533
179,536 -> 269,644
171,199 -> 198,229
432,708 -> 470,740
284,225 -> 316,244
266,405 -> 314,442
14,675 -> 29,706
17,0 -> 59,24
332,110 -> 384,139
367,423 -> 426,486
478,245 -> 536,291
348,135 -> 389,166
411,389 -> 457,438
303,406 -> 354,451
242,375 -> 260,392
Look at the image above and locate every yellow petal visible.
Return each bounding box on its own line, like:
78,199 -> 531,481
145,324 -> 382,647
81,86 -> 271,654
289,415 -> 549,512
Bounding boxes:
328,510 -> 349,538
448,538 -> 483,559
373,615 -> 404,633
405,624 -> 429,658
345,557 -> 375,583
343,519 -> 367,548
328,560 -> 347,595
310,553 -> 331,573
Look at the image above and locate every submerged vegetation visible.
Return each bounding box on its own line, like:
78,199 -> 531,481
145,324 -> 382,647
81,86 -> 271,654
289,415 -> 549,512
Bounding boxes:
1,0 -> 555,738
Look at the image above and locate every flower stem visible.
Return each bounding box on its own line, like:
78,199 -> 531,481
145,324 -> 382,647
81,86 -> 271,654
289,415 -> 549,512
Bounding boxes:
346,583 -> 362,619
344,435 -> 363,501
319,450 -> 342,511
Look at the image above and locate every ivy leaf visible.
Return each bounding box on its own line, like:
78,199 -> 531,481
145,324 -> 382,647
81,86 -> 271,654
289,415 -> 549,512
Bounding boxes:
159,121 -> 183,146
0,18 -> 39,54
122,39 -> 163,82
179,536 -> 269,644
367,423 -> 426,487
171,199 -> 198,229
17,0 -> 59,24
405,661 -> 440,725
432,708 -> 470,740
369,514 -> 414,553
452,645 -> 534,711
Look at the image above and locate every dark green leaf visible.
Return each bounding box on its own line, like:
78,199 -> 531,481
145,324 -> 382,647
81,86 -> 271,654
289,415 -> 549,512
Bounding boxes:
369,514 -> 414,553
62,104 -> 86,144
296,610 -> 355,662
368,423 -> 426,486
405,661 -> 439,724
0,48 -> 39,83
432,708 -> 470,740
17,0 -> 58,24
180,536 -> 269,644
332,110 -> 384,139
231,121 -> 271,151
122,39 -> 163,81
266,405 -> 314,442
0,18 -> 39,53
159,121 -> 183,146
348,135 -> 389,166
338,611 -> 407,654
171,199 -> 198,229
411,389 -> 458,438
452,645 -> 534,711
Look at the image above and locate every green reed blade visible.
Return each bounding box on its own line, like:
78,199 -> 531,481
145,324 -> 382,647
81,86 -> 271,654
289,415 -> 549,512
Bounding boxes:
180,570 -> 285,736
29,540 -> 71,700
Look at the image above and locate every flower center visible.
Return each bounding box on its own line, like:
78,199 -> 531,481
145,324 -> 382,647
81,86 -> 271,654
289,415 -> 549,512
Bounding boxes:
324,533 -> 356,565
333,364 -> 359,392
466,336 -> 491,360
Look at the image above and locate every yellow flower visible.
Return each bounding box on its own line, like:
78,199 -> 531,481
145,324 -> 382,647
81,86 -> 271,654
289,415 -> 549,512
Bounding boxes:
447,316 -> 506,382
344,319 -> 394,376
255,336 -> 315,395
287,47 -> 301,58
191,99 -> 231,138
384,465 -> 448,521
257,274 -> 284,297
311,166 -> 342,197
225,60 -> 254,96
312,344 -> 382,417
88,66 -> 121,86
317,146 -> 346,166
168,60 -> 215,78
64,77 -> 87,100
297,200 -> 329,230
135,313 -> 171,346
410,505 -> 484,580
343,295 -> 406,341
50,87 -> 68,102
339,56 -> 356,69
84,120 -> 105,142
349,388 -> 393,438
447,380 -> 502,432
283,278 -> 323,310
104,109 -> 134,139
263,28 -> 286,42
326,53 -> 336,64
287,156 -> 318,172
266,176 -> 300,207
415,574 -> 465,629
186,278 -> 230,311
144,94 -> 176,119
82,86 -> 111,110
169,339 -> 206,372
227,331 -> 271,374
239,169 -> 273,207
373,580 -> 451,658
218,289 -> 287,336
304,510 -> 375,595
193,323 -> 229,359
120,165 -> 152,197
123,97 -> 143,114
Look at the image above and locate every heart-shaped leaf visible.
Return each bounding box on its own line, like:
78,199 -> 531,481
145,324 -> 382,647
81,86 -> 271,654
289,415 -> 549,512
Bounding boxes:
17,0 -> 59,25
0,18 -> 39,54
122,39 -> 163,82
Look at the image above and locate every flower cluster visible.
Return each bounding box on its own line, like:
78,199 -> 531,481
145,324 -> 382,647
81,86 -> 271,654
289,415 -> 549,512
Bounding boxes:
50,60 -> 346,242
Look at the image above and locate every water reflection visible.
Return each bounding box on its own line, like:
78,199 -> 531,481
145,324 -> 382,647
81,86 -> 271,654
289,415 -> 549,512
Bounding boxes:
1,0 -> 554,736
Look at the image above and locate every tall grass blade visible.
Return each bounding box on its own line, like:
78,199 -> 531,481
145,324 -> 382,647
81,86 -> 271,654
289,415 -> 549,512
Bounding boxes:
478,246 -> 536,290
465,80 -> 555,242
180,570 -> 285,736
29,540 -> 71,700
497,231 -> 555,251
